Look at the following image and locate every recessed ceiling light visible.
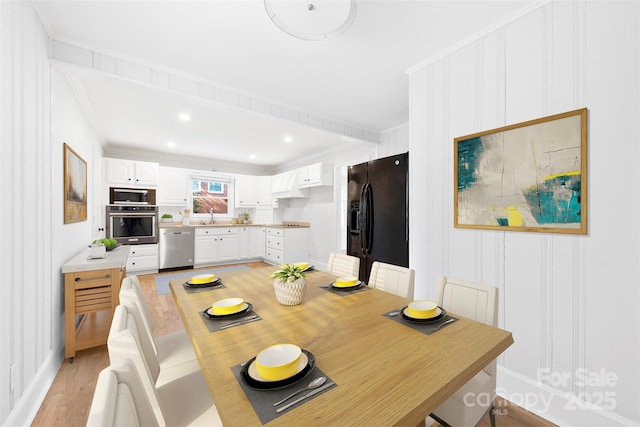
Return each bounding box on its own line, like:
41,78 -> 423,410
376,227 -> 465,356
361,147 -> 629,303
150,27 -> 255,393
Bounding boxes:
178,113 -> 191,122
250,154 -> 257,159
284,136 -> 293,143
167,142 -> 176,148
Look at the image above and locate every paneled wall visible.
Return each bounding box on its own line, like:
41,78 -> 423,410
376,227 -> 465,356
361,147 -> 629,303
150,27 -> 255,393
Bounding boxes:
409,1 -> 639,425
1,3 -> 103,425
0,2 -> 53,424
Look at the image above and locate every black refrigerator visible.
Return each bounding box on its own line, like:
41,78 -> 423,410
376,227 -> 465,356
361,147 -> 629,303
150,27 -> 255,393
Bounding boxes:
347,152 -> 409,282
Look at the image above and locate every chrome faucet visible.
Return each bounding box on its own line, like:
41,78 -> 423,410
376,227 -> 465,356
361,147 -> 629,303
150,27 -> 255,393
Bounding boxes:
210,208 -> 215,224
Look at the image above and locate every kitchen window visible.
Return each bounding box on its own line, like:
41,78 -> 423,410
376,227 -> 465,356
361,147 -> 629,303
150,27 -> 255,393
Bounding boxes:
190,177 -> 234,217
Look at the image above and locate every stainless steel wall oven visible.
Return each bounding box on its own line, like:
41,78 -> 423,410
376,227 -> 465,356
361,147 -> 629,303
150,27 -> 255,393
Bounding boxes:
105,205 -> 159,245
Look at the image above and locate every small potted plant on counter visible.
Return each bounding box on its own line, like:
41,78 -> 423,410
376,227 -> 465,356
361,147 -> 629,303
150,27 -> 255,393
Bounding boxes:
161,213 -> 173,223
269,263 -> 307,306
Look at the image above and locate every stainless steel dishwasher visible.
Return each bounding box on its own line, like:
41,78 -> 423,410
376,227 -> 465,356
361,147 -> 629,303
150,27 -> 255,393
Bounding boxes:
159,227 -> 194,270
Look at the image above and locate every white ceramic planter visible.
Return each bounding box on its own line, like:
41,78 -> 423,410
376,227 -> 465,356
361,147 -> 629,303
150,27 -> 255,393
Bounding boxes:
273,278 -> 307,306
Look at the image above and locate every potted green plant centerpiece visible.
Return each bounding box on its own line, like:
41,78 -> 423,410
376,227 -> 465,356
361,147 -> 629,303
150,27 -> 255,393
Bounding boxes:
269,263 -> 307,306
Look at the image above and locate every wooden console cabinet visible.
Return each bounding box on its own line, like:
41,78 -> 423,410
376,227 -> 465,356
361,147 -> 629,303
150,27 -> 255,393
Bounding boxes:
62,246 -> 129,362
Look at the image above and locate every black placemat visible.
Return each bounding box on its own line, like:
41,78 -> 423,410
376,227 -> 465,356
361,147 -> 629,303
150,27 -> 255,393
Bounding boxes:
200,309 -> 262,332
231,359 -> 337,424
383,307 -> 458,335
182,281 -> 226,294
320,283 -> 372,296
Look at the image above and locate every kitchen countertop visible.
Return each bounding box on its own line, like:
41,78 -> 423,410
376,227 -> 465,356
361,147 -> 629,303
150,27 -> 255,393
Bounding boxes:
159,222 -> 310,229
61,245 -> 130,273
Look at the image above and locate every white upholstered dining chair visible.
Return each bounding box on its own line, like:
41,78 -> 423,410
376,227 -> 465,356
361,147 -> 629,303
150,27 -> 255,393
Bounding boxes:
327,252 -> 360,277
430,276 -> 499,427
108,303 -> 222,426
87,359 -> 160,427
119,276 -> 197,371
368,261 -> 415,298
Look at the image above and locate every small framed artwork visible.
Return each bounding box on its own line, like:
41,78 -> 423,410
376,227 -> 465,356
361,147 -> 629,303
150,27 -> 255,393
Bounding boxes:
454,108 -> 587,234
63,143 -> 87,224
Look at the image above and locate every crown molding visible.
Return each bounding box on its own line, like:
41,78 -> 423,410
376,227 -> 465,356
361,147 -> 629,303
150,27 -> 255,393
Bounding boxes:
405,0 -> 552,75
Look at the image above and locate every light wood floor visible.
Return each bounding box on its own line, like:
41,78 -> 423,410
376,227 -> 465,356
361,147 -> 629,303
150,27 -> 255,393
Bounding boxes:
32,262 -> 556,427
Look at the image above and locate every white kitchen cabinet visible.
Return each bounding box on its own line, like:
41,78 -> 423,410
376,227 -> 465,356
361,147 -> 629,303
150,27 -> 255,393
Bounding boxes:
235,174 -> 257,207
236,175 -> 273,207
296,162 -> 333,188
256,176 -> 273,206
194,227 -> 240,267
157,166 -> 189,206
264,227 -> 309,265
195,234 -> 218,265
126,244 -> 158,275
249,227 -> 265,258
105,158 -> 159,187
239,226 -> 265,259
239,227 -> 249,259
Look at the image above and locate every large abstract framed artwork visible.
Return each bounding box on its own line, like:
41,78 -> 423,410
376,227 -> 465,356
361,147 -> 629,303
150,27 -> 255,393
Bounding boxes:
63,143 -> 87,224
454,108 -> 587,234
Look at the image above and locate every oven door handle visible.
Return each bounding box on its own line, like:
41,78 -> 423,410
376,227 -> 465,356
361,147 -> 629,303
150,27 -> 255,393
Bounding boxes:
108,213 -> 157,217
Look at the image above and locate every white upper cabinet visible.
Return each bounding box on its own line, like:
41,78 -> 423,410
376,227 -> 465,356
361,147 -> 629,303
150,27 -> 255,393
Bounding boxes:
256,176 -> 273,206
236,175 -> 273,207
157,166 -> 189,206
297,162 -> 333,188
105,158 -> 159,187
235,174 -> 257,207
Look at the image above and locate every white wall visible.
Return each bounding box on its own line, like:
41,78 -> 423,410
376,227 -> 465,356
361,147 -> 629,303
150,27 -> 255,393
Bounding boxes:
0,3 -> 103,425
0,2 -> 53,424
408,1 -> 639,425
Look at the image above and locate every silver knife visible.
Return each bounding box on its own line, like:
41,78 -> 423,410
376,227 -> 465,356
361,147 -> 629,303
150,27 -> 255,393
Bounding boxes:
218,315 -> 260,330
275,381 -> 336,413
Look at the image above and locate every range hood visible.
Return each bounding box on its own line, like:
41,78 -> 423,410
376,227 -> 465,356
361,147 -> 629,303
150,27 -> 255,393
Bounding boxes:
271,170 -> 309,199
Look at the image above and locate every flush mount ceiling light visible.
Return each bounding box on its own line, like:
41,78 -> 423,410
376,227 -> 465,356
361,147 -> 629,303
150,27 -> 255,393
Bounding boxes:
264,0 -> 357,41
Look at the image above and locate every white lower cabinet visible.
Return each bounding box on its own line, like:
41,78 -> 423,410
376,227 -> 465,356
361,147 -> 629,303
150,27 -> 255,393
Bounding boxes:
192,226 -> 307,266
249,227 -> 265,258
239,226 -> 265,259
194,228 -> 240,267
126,244 -> 159,275
264,227 -> 309,265
218,234 -> 240,262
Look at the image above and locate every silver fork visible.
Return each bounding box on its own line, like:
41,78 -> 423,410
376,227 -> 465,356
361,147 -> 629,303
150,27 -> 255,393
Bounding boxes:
434,318 -> 456,330
219,315 -> 260,330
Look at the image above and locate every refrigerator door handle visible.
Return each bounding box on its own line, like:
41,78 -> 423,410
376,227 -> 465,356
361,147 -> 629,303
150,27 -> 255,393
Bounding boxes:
364,183 -> 373,255
359,184 -> 368,254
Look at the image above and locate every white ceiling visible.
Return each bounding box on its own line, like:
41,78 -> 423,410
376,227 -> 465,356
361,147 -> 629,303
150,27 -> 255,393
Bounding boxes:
35,0 -> 538,169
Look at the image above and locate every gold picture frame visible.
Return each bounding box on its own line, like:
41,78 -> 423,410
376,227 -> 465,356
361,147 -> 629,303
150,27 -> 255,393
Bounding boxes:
454,108 -> 587,234
63,143 -> 87,224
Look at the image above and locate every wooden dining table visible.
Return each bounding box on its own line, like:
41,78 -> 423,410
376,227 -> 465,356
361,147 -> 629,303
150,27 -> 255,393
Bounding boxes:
170,266 -> 514,426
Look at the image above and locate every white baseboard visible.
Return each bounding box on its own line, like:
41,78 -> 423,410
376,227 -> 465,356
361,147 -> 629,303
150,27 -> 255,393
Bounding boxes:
3,345 -> 64,427
498,366 -> 639,427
